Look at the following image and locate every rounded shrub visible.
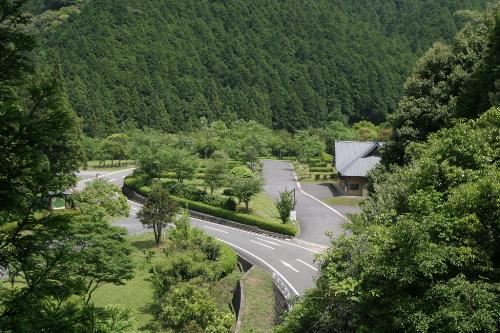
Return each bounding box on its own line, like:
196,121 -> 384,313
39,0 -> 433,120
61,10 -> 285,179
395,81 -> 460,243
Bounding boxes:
222,188 -> 234,196
223,197 -> 237,211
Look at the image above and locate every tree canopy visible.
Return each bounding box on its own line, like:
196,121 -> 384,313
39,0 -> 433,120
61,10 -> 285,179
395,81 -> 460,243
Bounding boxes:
30,0 -> 487,136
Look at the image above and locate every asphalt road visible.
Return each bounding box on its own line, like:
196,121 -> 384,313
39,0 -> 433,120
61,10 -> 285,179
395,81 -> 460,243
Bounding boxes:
262,160 -> 348,246
76,168 -> 324,296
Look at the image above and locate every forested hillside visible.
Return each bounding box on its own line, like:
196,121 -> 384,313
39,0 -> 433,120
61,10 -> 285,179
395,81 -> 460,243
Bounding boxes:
33,0 -> 486,136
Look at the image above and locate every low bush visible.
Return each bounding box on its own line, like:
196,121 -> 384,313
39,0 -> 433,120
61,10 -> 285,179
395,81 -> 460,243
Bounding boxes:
315,174 -> 321,180
309,167 -> 332,172
223,197 -> 237,211
222,188 -> 234,196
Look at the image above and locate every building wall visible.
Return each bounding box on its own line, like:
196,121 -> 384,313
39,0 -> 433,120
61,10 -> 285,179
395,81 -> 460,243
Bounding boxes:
338,176 -> 368,196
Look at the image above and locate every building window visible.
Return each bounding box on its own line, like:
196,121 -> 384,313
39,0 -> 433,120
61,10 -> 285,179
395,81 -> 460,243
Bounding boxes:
350,184 -> 360,190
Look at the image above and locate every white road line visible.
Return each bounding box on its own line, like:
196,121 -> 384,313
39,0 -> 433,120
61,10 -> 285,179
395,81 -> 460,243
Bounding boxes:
250,240 -> 274,250
255,234 -> 321,254
288,163 -> 347,220
127,199 -> 143,207
256,238 -> 282,247
124,202 -> 323,254
280,260 -> 299,272
77,168 -> 136,184
190,217 -> 322,254
296,258 -> 318,271
108,178 -> 117,182
216,239 -> 299,296
203,226 -> 229,234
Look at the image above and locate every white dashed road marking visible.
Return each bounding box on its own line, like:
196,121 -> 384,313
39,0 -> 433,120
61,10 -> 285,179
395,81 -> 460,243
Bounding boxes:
256,238 -> 282,247
296,258 -> 318,271
281,260 -> 299,273
217,239 -> 299,296
203,226 -> 229,234
250,240 -> 275,250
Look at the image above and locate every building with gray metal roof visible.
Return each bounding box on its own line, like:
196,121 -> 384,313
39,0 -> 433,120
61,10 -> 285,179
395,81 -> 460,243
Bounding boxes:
334,141 -> 383,196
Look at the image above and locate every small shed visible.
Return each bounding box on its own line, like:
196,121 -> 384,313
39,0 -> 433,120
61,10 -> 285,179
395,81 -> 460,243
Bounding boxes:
334,141 -> 383,196
48,190 -> 72,210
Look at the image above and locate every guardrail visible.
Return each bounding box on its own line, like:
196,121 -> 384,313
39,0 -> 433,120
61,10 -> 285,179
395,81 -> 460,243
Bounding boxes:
272,272 -> 292,310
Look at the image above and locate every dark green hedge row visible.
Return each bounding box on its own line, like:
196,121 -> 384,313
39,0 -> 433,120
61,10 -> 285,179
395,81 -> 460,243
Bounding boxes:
172,196 -> 297,236
124,176 -> 297,236
308,162 -> 329,168
309,167 -> 333,172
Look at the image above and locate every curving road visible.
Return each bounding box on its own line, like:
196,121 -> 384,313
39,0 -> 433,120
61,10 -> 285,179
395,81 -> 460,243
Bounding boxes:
76,168 -> 325,296
262,160 -> 348,246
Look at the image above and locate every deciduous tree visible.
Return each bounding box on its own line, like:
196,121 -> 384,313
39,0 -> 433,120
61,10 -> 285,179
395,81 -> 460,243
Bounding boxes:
138,184 -> 177,247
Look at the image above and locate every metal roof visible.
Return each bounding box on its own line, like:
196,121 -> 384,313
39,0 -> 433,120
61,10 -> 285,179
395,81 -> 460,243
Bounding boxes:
334,141 -> 383,177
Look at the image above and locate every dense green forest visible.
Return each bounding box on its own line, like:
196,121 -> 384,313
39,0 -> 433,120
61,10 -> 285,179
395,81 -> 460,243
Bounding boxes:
29,0 -> 486,136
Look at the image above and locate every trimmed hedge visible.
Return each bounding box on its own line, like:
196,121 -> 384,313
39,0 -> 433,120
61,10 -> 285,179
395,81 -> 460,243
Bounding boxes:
309,167 -> 333,172
172,196 -> 297,236
309,162 -> 328,168
125,175 -> 297,236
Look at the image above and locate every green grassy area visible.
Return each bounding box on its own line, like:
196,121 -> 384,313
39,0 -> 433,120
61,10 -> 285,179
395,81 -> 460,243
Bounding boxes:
51,197 -> 66,210
323,196 -> 365,206
83,160 -> 136,171
240,268 -> 277,333
238,192 -> 281,223
92,232 -> 243,332
211,270 -> 242,313
92,233 -> 158,331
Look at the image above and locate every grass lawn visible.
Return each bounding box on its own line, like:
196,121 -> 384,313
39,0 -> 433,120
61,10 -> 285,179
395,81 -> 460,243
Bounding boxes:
92,232 -> 242,332
92,233 -> 158,331
83,160 -> 136,171
240,268 -> 277,333
51,197 -> 66,210
323,196 -> 365,206
238,192 -> 281,224
211,270 -> 242,313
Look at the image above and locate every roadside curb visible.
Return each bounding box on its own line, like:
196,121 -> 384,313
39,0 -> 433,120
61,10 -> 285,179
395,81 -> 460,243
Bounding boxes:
121,185 -> 294,240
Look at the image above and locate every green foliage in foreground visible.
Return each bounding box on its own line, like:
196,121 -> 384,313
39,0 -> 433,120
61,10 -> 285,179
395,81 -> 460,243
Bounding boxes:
384,8 -> 499,165
276,107 -> 500,333
152,212 -> 237,332
36,0 -> 486,135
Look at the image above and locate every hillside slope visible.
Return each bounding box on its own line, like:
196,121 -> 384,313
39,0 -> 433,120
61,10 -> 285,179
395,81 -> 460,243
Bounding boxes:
36,0 -> 486,136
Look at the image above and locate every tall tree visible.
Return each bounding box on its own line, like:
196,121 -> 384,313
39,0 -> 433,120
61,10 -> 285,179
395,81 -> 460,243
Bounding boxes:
383,15 -> 494,165
137,184 -> 177,247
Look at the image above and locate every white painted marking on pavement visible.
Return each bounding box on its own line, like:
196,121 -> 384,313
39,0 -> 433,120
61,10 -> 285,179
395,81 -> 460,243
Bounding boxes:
288,163 -> 347,220
108,178 -> 117,182
296,258 -> 318,271
190,216 -> 322,254
77,168 -> 136,184
281,260 -> 299,272
216,239 -> 299,296
250,240 -> 274,250
203,226 -> 229,234
124,201 -> 324,254
256,238 -> 282,247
